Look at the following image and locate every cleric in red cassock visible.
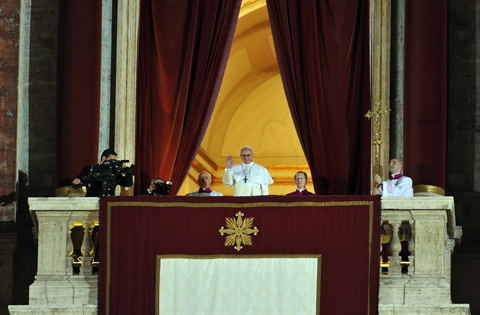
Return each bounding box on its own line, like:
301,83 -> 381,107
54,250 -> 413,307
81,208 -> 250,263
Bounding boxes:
286,171 -> 315,196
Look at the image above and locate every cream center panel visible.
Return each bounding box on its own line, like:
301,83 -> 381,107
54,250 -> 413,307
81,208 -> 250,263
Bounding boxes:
157,256 -> 320,315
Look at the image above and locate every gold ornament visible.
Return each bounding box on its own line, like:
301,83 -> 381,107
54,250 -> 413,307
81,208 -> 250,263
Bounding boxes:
219,211 -> 259,251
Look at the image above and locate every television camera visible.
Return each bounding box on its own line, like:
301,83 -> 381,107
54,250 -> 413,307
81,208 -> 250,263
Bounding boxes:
153,180 -> 173,196
71,159 -> 136,196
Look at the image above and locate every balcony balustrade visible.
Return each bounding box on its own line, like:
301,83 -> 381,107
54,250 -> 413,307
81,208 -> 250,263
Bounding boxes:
9,196 -> 471,314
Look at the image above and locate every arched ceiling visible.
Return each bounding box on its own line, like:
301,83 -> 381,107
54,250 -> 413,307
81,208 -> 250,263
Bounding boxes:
201,0 -> 307,167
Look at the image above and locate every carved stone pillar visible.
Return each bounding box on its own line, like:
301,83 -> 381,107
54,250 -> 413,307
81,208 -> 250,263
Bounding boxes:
80,222 -> 94,276
66,222 -> 74,275
388,221 -> 402,275
407,219 -> 415,275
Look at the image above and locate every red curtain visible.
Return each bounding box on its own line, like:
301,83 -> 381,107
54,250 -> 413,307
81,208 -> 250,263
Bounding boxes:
404,0 -> 447,189
99,195 -> 380,315
266,0 -> 371,195
135,0 -> 241,195
56,0 -> 102,187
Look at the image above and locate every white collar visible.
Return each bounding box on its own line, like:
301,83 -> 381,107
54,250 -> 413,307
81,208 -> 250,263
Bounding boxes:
242,161 -> 254,167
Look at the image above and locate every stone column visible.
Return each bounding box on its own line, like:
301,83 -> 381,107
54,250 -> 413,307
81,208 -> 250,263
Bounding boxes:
99,0 -> 114,152
389,0 -> 405,161
115,0 -> 140,196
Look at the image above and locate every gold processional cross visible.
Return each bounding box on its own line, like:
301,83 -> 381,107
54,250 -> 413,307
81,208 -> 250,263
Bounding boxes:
365,99 -> 390,189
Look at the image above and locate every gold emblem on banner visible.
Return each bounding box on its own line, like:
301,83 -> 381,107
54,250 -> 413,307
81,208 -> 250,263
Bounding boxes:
219,211 -> 259,251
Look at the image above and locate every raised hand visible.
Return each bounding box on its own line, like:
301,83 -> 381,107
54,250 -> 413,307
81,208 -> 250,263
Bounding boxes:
374,174 -> 382,185
226,155 -> 234,168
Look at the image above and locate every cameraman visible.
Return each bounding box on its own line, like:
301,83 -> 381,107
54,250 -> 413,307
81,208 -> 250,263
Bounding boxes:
141,178 -> 164,195
72,149 -> 133,197
141,178 -> 172,196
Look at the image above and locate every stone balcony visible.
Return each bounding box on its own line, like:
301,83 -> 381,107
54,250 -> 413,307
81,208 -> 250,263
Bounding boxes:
378,196 -> 470,314
9,196 -> 471,314
9,198 -> 99,315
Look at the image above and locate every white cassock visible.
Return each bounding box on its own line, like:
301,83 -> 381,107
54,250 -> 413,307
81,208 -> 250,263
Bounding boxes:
378,174 -> 413,197
223,161 -> 274,196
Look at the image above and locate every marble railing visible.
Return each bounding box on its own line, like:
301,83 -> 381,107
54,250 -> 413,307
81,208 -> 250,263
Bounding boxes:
378,196 -> 470,314
9,196 -> 471,314
9,197 -> 99,315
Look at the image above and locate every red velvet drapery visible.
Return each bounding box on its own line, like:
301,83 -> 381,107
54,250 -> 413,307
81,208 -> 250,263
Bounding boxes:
266,0 -> 371,195
404,0 -> 447,189
56,1 -> 102,187
135,0 -> 241,195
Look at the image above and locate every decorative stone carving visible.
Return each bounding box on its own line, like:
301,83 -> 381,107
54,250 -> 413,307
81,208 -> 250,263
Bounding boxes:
80,222 -> 95,276
387,220 -> 402,275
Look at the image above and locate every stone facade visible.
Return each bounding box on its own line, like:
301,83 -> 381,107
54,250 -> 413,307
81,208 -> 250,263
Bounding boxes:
28,0 -> 58,198
445,3 -> 480,313
1,1 -> 480,314
0,1 -> 20,314
0,0 -> 20,222
0,1 -> 58,314
446,0 -> 478,245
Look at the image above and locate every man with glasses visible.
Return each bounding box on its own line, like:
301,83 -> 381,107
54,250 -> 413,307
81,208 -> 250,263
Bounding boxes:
222,146 -> 273,196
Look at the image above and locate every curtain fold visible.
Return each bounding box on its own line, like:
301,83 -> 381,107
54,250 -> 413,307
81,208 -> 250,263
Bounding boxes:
403,0 -> 447,189
135,0 -> 241,195
266,0 -> 371,195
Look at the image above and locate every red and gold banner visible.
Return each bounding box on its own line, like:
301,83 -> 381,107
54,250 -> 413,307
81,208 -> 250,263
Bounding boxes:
99,195 -> 380,314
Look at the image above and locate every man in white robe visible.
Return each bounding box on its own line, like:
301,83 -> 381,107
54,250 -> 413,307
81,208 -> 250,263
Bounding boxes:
373,158 -> 413,197
223,146 -> 273,196
186,171 -> 223,196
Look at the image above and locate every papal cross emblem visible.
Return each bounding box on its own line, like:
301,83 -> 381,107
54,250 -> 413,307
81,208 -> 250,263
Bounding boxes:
218,211 -> 259,251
